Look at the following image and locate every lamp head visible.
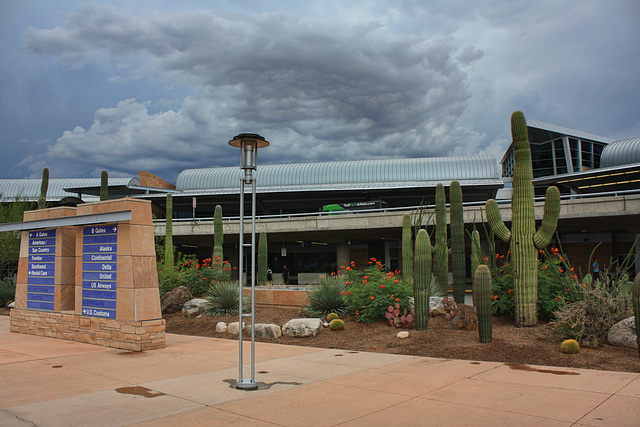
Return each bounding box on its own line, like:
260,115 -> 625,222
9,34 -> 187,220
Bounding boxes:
228,133 -> 269,170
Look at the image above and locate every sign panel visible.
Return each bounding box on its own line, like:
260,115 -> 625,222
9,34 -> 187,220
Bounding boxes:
27,229 -> 56,311
82,225 -> 118,318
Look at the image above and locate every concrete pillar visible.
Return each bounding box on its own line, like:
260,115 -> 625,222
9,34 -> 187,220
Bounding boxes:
337,244 -> 350,268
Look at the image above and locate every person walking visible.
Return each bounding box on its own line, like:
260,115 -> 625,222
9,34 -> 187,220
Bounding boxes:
282,265 -> 289,285
592,257 -> 600,282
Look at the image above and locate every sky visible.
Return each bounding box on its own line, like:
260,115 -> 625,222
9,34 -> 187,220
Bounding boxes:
1,1 -> 639,183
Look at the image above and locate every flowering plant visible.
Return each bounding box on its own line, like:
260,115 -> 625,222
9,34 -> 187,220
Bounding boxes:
178,255 -> 233,296
338,258 -> 412,323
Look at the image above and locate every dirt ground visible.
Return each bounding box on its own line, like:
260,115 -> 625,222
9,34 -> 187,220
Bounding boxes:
165,305 -> 640,374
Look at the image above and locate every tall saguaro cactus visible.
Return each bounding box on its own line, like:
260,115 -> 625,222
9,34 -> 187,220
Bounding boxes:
213,205 -> 224,269
258,231 -> 268,285
38,167 -> 49,210
100,170 -> 108,201
413,228 -> 432,330
433,183 -> 448,296
450,180 -> 465,303
402,213 -> 414,280
632,274 -> 640,358
164,193 -> 174,266
474,265 -> 492,343
486,111 -> 560,327
470,229 -> 482,307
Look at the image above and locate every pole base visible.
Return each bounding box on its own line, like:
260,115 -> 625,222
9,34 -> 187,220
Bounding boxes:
236,379 -> 259,390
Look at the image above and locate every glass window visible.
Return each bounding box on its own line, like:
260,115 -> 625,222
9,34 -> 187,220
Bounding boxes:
569,138 -> 580,172
531,141 -> 553,178
581,140 -> 592,168
593,143 -> 604,168
553,139 -> 567,174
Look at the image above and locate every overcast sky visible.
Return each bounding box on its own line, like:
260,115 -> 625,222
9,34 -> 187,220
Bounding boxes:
1,1 -> 639,182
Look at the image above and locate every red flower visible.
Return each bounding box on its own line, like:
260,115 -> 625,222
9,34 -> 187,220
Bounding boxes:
394,279 -> 399,284
380,284 -> 385,289
370,296 -> 375,300
345,281 -> 351,285
395,298 -> 399,302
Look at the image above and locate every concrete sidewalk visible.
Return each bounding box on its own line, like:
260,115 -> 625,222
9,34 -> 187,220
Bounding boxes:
1,315 -> 639,426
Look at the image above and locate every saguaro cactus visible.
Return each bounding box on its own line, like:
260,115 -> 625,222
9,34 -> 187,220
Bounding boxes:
413,228 -> 432,330
100,170 -> 108,201
164,193 -> 174,266
486,111 -> 560,327
470,229 -> 482,307
258,231 -> 268,285
474,265 -> 492,343
633,274 -> 640,358
213,205 -> 224,269
450,180 -> 465,303
402,213 -> 414,280
433,183 -> 448,296
38,167 -> 49,210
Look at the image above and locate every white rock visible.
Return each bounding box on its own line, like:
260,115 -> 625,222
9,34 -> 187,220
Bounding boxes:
215,322 -> 228,333
227,322 -> 245,335
181,298 -> 208,317
608,316 -> 638,349
246,323 -> 282,339
282,318 -> 323,337
396,331 -> 410,339
429,296 -> 444,312
7,301 -> 15,308
323,322 -> 330,327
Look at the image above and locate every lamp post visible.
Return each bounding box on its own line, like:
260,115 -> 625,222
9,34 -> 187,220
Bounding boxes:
229,133 -> 269,391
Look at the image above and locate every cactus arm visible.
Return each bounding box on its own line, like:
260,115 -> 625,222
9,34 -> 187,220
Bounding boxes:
486,199 -> 511,243
533,186 -> 560,249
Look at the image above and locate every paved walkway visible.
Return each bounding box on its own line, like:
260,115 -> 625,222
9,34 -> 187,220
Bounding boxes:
1,315 -> 639,426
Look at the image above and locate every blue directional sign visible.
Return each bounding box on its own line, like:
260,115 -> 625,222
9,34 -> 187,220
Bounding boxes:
82,225 -> 118,318
27,229 -> 56,311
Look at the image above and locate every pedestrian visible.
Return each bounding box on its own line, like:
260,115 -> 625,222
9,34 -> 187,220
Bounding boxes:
267,267 -> 273,283
283,265 -> 289,285
592,257 -> 599,282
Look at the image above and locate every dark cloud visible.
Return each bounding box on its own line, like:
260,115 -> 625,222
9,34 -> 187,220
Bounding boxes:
22,4 -> 484,179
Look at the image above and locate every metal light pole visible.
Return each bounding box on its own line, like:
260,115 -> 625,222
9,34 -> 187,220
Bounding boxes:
229,133 -> 269,391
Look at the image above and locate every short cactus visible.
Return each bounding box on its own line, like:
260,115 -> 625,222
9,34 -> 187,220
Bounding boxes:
474,265 -> 492,343
329,318 -> 345,331
326,313 -> 340,322
560,339 -> 580,354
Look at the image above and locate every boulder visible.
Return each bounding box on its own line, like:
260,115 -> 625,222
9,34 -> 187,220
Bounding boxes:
246,323 -> 282,339
429,296 -> 444,312
282,318 -> 323,337
608,316 -> 638,349
215,322 -> 228,333
181,298 -> 208,318
228,322 -> 245,335
160,286 -> 193,314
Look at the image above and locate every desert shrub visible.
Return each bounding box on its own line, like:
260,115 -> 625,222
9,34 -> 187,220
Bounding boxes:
205,282 -> 249,316
0,278 -> 15,306
157,264 -> 183,297
303,276 -> 352,317
339,258 -> 413,323
549,282 -> 633,344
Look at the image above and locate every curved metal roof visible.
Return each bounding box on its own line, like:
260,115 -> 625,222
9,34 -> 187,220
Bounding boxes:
600,137 -> 640,168
176,155 -> 499,191
0,177 -> 140,202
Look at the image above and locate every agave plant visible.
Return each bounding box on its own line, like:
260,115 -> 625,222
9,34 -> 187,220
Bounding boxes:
303,276 -> 353,317
205,282 -> 249,316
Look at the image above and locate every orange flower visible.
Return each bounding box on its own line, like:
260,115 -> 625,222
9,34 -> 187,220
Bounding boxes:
394,279 -> 399,284
363,280 -> 368,284
340,291 -> 344,295
395,298 -> 399,302
345,281 -> 351,285
380,284 -> 385,289
370,296 -> 375,300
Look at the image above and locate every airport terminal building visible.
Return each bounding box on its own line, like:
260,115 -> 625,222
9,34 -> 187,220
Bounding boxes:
1,119 -> 639,284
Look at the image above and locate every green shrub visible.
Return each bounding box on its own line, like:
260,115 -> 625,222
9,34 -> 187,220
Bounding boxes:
560,339 -> 580,354
339,258 -> 413,323
178,256 -> 232,296
303,276 -> 352,317
0,278 -> 15,306
329,318 -> 345,331
204,282 -> 249,316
